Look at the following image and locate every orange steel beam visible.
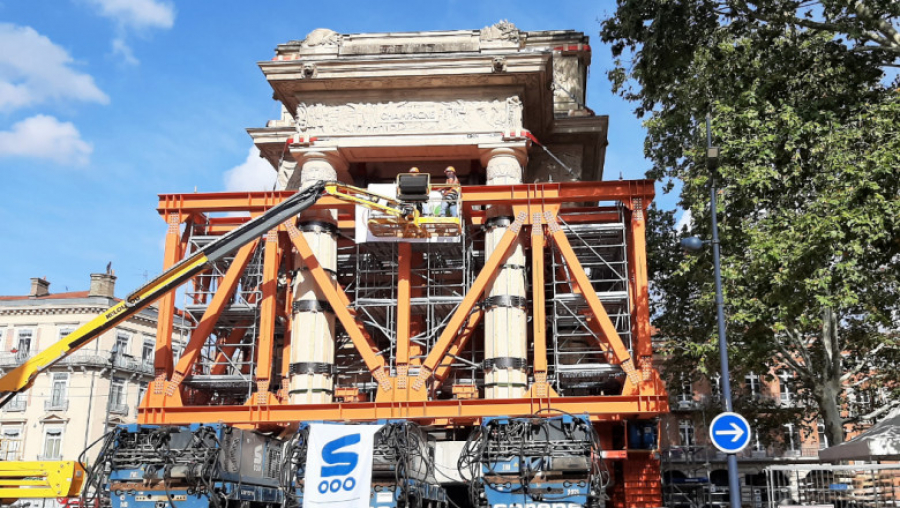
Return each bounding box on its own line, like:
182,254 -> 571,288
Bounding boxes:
412,212 -> 526,392
150,213 -> 182,405
159,192 -> 355,215
280,277 -> 293,401
545,212 -> 641,387
459,180 -> 655,206
531,215 -> 548,376
396,242 -> 412,386
251,230 -> 280,404
165,239 -> 261,395
432,308 -> 483,386
284,220 -> 391,391
138,394 -> 667,426
626,202 -> 653,375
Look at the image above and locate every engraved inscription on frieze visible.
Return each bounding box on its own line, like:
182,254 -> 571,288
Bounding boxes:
295,97 -> 523,136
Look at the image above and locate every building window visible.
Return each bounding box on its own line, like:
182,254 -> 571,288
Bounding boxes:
783,423 -> 801,452
142,340 -> 154,363
137,383 -> 148,406
1,427 -> 22,461
778,370 -> 794,405
679,419 -> 695,447
48,373 -> 68,409
745,373 -> 761,400
58,327 -> 75,340
110,377 -> 126,406
114,331 -> 130,355
676,375 -> 692,405
15,329 -> 33,361
42,426 -> 63,460
817,421 -> 829,449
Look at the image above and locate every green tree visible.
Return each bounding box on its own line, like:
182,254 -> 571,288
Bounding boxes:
602,0 -> 900,446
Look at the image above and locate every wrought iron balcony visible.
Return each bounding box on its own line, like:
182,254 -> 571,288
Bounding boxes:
44,399 -> 68,411
1,399 -> 26,412
0,349 -> 153,376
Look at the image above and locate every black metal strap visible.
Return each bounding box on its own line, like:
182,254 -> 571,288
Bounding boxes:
298,220 -> 337,235
292,300 -> 334,314
484,216 -> 515,230
483,357 -> 527,370
499,264 -> 526,270
296,266 -> 338,278
289,362 -> 335,375
483,382 -> 529,388
482,295 -> 527,309
287,388 -> 334,395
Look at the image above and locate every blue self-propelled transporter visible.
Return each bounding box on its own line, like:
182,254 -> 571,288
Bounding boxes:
457,415 -> 610,508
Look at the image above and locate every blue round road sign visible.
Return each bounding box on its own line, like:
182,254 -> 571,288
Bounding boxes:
709,412 -> 751,453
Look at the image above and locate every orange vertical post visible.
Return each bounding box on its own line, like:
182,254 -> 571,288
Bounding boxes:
626,200 -> 653,378
148,213 -> 181,407
251,229 -> 280,405
396,242 -> 412,388
530,214 -> 549,397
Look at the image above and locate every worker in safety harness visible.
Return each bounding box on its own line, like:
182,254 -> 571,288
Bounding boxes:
441,166 -> 459,217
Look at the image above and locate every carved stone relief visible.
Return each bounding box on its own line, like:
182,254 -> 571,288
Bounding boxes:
295,97 -> 524,136
300,29 -> 341,47
481,20 -> 520,42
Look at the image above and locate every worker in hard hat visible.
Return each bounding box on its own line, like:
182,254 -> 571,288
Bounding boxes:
441,166 -> 459,217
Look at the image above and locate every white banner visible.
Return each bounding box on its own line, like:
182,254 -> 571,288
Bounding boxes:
303,423 -> 383,508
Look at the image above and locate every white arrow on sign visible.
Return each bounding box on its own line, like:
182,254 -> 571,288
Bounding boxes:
714,422 -> 745,443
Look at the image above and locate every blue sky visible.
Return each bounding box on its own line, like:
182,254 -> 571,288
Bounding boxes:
0,0 -> 674,297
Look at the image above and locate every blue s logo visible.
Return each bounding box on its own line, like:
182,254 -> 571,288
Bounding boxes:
318,433 -> 360,494
321,433 -> 360,477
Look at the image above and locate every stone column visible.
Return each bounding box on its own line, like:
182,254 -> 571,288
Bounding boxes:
287,150 -> 347,404
480,145 -> 529,399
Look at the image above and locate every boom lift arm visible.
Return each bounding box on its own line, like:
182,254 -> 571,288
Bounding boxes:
0,181 -> 327,408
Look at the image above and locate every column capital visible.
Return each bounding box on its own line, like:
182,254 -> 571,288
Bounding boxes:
291,147 -> 349,173
286,147 -> 350,190
477,142 -> 529,167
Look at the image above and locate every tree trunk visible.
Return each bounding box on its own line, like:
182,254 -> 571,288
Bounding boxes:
815,380 -> 845,447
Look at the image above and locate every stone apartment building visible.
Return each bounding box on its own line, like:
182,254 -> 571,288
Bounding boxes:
0,273 -> 188,466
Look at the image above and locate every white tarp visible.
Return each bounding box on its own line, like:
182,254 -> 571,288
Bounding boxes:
819,406 -> 900,461
303,423 -> 383,508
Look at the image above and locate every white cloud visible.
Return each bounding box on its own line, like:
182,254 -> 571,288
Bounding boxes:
111,38 -> 139,66
0,115 -> 93,166
676,209 -> 693,232
224,147 -> 277,192
84,0 -> 175,30
82,0 -> 175,65
0,24 -> 109,112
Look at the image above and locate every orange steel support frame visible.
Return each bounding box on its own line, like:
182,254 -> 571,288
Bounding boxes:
142,180 -> 667,427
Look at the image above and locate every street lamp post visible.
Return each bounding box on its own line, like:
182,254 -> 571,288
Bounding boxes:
681,114 -> 742,508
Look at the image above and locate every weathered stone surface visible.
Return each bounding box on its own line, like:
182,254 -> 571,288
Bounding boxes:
295,97 -> 523,137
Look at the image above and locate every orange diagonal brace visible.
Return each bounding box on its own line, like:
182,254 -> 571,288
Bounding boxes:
284,220 -> 390,391
432,308 -> 483,386
164,238 -> 261,397
251,229 -> 280,404
545,212 -> 641,386
412,212 -> 526,392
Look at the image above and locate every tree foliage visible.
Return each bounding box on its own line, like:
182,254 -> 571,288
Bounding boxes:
602,0 -> 900,445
